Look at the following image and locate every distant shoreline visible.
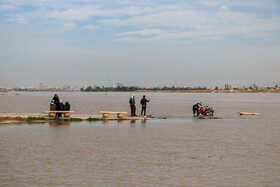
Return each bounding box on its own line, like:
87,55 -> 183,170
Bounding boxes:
133,90 -> 280,93
1,90 -> 280,93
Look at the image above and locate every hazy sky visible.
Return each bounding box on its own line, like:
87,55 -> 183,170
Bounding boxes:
0,0 -> 280,88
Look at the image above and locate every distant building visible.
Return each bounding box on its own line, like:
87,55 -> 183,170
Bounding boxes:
112,81 -> 115,88
0,87 -> 7,92
39,83 -> 48,90
84,81 -> 87,90
225,83 -> 233,90
252,83 -> 259,91
62,85 -> 79,91
215,86 -> 221,90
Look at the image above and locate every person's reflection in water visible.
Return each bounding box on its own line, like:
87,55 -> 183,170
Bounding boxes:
141,119 -> 147,128
48,120 -> 70,126
130,119 -> 136,127
103,120 -> 109,125
141,119 -> 146,123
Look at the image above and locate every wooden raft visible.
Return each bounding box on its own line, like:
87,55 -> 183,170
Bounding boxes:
99,111 -> 127,118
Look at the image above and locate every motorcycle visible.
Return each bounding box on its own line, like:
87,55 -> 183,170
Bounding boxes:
198,105 -> 214,116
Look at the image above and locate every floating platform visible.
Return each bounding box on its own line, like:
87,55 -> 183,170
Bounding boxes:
0,113 -> 156,124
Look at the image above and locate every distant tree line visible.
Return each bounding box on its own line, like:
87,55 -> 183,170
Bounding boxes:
81,86 -> 140,92
81,86 -> 208,92
13,88 -> 61,92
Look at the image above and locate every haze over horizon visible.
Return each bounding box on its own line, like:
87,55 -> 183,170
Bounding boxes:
0,0 -> 280,88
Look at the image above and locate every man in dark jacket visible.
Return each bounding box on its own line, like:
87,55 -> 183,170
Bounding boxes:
140,95 -> 150,117
129,94 -> 136,116
53,94 -> 59,105
56,99 -> 64,117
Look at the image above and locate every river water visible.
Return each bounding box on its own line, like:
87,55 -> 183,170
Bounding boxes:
0,92 -> 279,186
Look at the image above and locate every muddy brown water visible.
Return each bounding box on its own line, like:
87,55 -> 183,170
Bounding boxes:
0,92 -> 280,186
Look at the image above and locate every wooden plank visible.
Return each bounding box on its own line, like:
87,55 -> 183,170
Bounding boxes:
237,112 -> 260,115
99,111 -> 127,114
45,111 -> 75,113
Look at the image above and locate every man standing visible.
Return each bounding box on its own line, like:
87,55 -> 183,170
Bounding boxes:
52,94 -> 59,105
140,95 -> 150,117
129,94 -> 136,116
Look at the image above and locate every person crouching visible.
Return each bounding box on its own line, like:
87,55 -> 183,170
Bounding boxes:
50,100 -> 56,111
